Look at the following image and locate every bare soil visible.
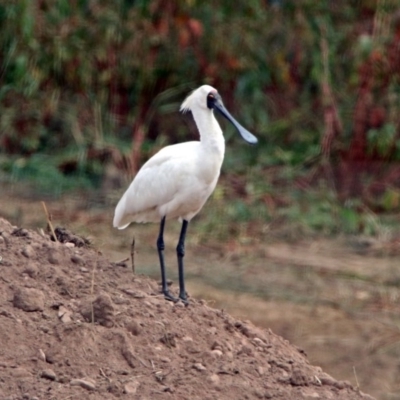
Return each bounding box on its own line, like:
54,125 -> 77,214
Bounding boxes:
0,216 -> 375,400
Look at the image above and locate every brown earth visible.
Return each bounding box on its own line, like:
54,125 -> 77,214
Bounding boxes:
0,217 -> 375,400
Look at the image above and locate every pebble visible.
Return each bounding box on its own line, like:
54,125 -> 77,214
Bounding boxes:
58,306 -> 72,323
207,327 -> 217,335
47,251 -> 60,265
253,337 -> 266,346
70,378 -> 96,390
124,380 -> 139,394
23,264 -> 38,278
257,366 -> 265,376
71,254 -> 84,265
65,242 -> 75,248
193,363 -> 206,371
38,348 -> 46,362
208,374 -> 220,385
238,345 -> 253,356
211,349 -> 223,357
41,369 -> 57,381
302,393 -> 321,399
12,367 -> 31,377
80,294 -> 114,327
290,368 -> 312,386
126,320 -> 141,336
123,289 -> 145,298
112,296 -> 130,305
13,288 -> 45,312
22,245 -> 35,258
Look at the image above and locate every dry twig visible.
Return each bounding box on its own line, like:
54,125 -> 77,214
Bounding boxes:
130,235 -> 136,274
41,201 -> 58,242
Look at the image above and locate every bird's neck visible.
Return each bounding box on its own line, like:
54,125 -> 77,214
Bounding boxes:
192,109 -> 225,154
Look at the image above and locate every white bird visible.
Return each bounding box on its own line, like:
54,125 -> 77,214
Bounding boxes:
113,85 -> 257,304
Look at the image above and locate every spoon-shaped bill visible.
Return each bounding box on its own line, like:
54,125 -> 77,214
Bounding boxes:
213,98 -> 258,145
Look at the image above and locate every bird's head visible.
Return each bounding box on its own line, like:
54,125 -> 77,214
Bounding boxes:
180,85 -> 217,113
180,85 -> 258,145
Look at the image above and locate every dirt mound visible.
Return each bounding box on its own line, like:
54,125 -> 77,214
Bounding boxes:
0,217 -> 374,400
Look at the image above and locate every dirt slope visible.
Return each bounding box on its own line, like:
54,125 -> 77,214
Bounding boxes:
0,217 -> 374,400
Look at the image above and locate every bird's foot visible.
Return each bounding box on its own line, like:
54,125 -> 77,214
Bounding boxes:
179,292 -> 189,306
163,290 -> 179,303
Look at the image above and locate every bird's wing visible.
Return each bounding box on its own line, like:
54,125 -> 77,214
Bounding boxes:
113,142 -> 199,227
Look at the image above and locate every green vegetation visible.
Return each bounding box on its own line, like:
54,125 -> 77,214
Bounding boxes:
1,0 -> 400,238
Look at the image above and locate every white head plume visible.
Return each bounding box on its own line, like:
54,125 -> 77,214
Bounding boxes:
180,85 -> 217,113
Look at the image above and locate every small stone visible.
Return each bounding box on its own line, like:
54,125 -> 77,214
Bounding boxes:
253,337 -> 266,346
71,254 -> 84,265
13,228 -> 29,237
208,327 -> 217,335
41,369 -> 57,381
80,294 -> 114,327
333,380 -> 353,390
22,245 -> 35,258
211,349 -> 223,357
290,368 -> 312,386
38,349 -> 46,362
12,367 -> 31,377
182,336 -> 193,342
160,332 -> 177,348
126,320 -> 141,336
70,378 -> 96,390
23,264 -> 38,278
58,306 -> 72,323
124,380 -> 139,394
48,251 -> 60,265
13,288 -> 45,312
193,363 -> 206,371
122,289 -> 145,298
80,267 -> 88,273
65,242 -> 75,248
160,356 -> 171,363
302,392 -> 321,399
257,365 -> 268,375
208,374 -> 220,385
113,296 -> 130,305
211,341 -> 222,350
238,345 -> 253,356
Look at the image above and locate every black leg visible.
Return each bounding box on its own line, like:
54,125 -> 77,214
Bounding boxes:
176,220 -> 189,304
157,216 -> 177,302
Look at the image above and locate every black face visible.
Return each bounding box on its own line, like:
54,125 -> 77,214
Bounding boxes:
207,91 -> 221,109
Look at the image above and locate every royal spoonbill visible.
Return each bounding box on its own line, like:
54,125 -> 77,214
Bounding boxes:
113,85 -> 257,304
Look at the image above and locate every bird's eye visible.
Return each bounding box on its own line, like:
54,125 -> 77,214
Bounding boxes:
206,94 -> 215,109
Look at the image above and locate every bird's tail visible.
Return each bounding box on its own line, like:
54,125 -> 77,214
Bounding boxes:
113,194 -> 131,229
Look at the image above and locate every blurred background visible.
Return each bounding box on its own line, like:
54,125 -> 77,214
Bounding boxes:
1,0 -> 400,398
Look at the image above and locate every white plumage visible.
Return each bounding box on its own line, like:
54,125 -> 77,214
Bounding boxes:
113,84 -> 257,304
113,85 -> 225,228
